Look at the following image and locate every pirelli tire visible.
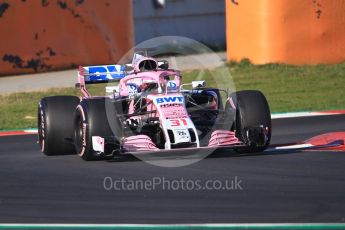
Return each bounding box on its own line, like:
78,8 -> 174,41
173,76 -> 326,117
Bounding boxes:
38,96 -> 80,156
230,90 -> 271,153
74,98 -> 122,161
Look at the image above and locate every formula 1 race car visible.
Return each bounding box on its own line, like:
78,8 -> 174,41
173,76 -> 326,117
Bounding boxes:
38,53 -> 271,160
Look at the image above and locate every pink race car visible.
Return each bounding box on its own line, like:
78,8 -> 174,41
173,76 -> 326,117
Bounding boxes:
38,53 -> 271,160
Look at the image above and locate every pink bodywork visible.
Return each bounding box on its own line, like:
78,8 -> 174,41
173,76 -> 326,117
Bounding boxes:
78,66 -> 91,98
159,103 -> 188,119
208,130 -> 241,147
120,69 -> 182,116
118,70 -> 181,97
122,135 -> 159,152
77,58 -> 240,152
118,64 -> 184,151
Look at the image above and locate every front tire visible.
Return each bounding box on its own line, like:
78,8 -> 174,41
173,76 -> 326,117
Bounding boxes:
74,98 -> 122,161
230,90 -> 271,153
38,96 -> 80,155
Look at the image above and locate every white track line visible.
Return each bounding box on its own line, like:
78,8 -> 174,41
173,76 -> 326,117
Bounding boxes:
0,223 -> 345,228
271,111 -> 341,119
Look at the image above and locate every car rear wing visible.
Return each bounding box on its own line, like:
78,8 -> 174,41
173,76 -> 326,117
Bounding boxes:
78,60 -> 169,85
77,60 -> 170,97
78,64 -> 126,85
76,64 -> 126,97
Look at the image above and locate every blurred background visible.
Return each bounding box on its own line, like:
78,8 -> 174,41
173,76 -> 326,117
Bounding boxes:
1,0 -> 345,76
0,0 -> 226,75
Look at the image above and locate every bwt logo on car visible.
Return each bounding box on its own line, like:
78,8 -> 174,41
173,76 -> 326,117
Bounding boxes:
156,96 -> 184,104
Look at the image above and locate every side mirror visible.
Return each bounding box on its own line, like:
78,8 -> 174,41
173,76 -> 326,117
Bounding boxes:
124,64 -> 133,72
192,81 -> 206,88
106,86 -> 120,94
158,60 -> 169,70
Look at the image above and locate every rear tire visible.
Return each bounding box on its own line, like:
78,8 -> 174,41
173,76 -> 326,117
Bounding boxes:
230,90 -> 271,153
38,96 -> 80,155
74,98 -> 122,161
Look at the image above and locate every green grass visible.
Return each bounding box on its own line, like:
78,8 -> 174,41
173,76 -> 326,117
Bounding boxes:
227,60 -> 345,112
185,60 -> 345,112
1,60 -> 345,130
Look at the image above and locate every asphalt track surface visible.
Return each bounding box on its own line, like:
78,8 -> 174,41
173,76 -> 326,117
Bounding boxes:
0,115 -> 345,224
